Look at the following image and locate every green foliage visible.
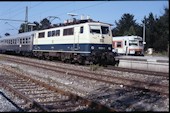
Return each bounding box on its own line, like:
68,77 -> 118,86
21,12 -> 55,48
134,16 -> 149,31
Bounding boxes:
112,13 -> 142,37
112,7 -> 169,53
18,23 -> 25,33
40,18 -> 51,30
18,18 -> 51,33
143,8 -> 169,52
5,33 -> 10,36
90,64 -> 103,71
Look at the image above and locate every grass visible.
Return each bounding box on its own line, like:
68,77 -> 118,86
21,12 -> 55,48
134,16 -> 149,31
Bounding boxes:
89,64 -> 104,71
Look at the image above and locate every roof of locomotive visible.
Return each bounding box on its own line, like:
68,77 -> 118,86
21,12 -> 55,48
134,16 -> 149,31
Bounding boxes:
39,19 -> 112,30
34,19 -> 112,33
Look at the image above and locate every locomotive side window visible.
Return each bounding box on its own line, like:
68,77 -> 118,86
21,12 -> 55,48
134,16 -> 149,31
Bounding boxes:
80,26 -> 83,33
52,30 -> 55,36
63,28 -> 74,36
38,32 -> 45,38
101,26 -> 109,34
56,30 -> 60,36
48,31 -> 52,37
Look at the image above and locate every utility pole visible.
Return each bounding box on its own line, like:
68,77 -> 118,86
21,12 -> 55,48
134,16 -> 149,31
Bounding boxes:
25,6 -> 28,32
143,23 -> 146,52
143,23 -> 145,43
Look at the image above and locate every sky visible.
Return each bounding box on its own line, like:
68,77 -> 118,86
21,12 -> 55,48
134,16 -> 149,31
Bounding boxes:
0,1 -> 169,36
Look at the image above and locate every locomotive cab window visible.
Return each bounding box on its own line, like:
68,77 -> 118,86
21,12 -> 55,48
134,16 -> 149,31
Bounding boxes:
101,26 -> 109,34
90,26 -> 100,34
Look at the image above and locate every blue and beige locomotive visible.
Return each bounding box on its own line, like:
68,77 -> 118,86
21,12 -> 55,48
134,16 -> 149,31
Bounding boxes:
0,17 -> 117,65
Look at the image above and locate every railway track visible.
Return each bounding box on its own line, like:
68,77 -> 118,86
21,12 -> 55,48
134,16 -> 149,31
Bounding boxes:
106,65 -> 168,78
3,55 -> 169,96
0,65 -> 116,112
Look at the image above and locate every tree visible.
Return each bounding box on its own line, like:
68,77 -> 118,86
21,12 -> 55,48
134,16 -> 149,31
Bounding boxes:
112,13 -> 140,36
142,13 -> 157,50
18,18 -> 51,33
39,18 -> 51,30
32,21 -> 40,30
153,7 -> 169,51
142,7 -> 169,52
5,33 -> 10,36
18,23 -> 25,33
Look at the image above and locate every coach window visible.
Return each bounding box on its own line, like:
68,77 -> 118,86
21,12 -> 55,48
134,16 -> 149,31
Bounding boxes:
117,42 -> 122,48
48,31 -> 52,37
17,39 -> 19,44
63,28 -> 74,36
23,38 -> 25,44
38,32 -> 45,38
80,26 -> 83,34
129,40 -> 138,46
56,30 -> 60,36
20,39 -> 22,44
25,38 -> 28,44
125,40 -> 127,46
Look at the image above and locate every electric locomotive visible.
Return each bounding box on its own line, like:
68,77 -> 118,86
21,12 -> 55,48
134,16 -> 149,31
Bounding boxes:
0,17 -> 118,66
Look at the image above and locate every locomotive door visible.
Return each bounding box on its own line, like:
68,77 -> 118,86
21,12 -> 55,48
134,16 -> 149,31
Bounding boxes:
73,26 -> 80,51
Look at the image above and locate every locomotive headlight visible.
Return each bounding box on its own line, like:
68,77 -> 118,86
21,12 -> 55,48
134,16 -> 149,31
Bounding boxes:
108,47 -> 111,50
91,46 -> 94,50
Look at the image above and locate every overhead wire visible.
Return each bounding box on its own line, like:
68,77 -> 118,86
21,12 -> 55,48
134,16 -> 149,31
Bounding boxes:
30,2 -> 74,17
0,2 -> 26,18
55,1 -> 109,21
31,1 -> 109,23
